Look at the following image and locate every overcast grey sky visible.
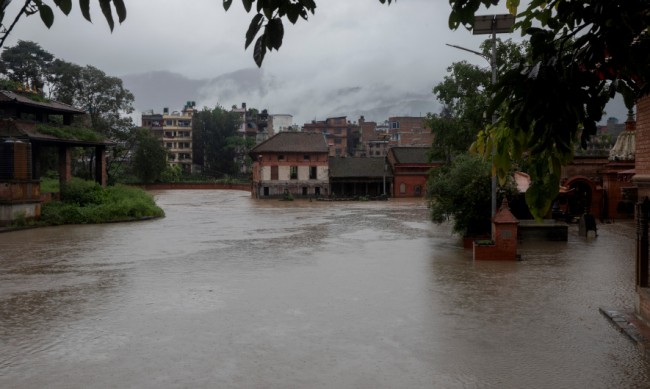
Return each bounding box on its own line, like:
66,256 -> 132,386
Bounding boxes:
3,0 -> 628,125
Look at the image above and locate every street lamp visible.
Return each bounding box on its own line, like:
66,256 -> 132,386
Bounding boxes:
446,13 -> 515,220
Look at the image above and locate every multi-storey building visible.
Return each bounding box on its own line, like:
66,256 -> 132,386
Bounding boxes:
142,101 -> 195,174
356,116 -> 390,157
303,116 -> 360,157
387,116 -> 434,147
250,132 -> 330,198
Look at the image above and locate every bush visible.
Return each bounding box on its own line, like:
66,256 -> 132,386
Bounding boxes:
40,180 -> 164,225
61,178 -> 106,206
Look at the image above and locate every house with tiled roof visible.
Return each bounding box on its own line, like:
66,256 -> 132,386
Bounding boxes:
329,157 -> 392,198
250,132 -> 330,198
387,146 -> 441,197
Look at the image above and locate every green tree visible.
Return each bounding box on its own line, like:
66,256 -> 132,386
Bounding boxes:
68,65 -> 134,138
192,106 -> 242,178
0,40 -> 53,90
0,0 -> 126,49
132,128 -> 167,184
427,39 -> 528,161
45,59 -> 135,182
427,153 -> 517,235
46,59 -> 83,104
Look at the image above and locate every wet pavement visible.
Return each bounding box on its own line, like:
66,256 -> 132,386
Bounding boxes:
1,190 -> 650,388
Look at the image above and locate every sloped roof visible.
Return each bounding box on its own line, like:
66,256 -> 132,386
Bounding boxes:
329,157 -> 392,178
251,132 -> 329,154
389,146 -> 433,164
0,120 -> 111,147
0,90 -> 85,114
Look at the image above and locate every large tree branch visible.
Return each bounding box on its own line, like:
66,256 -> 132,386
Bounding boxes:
0,0 -> 33,49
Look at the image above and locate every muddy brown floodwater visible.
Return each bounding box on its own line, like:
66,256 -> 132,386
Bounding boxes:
1,190 -> 650,388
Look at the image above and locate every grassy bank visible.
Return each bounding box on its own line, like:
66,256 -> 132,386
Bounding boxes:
39,178 -> 164,226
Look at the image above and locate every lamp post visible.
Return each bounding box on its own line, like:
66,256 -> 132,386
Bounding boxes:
446,13 -> 514,220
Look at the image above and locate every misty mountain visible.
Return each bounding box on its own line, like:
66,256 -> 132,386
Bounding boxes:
121,68 -> 441,125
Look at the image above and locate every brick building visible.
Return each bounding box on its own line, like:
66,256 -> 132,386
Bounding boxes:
388,116 -> 434,147
387,146 -> 441,198
356,116 -> 390,157
303,116 -> 360,157
250,132 -> 330,198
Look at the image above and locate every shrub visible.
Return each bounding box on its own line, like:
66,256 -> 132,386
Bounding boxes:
61,178 -> 105,206
40,180 -> 164,225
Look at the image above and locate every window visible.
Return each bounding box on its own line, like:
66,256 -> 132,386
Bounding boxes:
309,166 -> 317,180
335,149 -> 341,157
334,138 -> 342,144
290,166 -> 298,179
391,121 -> 400,129
271,166 -> 279,180
400,183 -> 406,194
303,154 -> 310,161
263,187 -> 269,196
315,187 -> 321,195
302,187 -> 308,196
278,155 -> 285,161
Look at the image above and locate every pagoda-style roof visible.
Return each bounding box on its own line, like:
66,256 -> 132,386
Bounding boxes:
389,146 -> 436,164
0,119 -> 112,147
0,90 -> 85,115
329,157 -> 392,179
250,132 -> 329,155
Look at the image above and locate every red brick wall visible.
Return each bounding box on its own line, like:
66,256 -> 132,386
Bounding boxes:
393,175 -> 427,197
636,96 -> 650,178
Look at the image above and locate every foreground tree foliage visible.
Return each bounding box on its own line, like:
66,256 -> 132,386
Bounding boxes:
427,39 -> 528,162
451,0 -> 650,218
0,0 -> 126,48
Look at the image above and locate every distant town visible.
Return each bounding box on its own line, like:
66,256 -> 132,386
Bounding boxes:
141,102 -> 437,199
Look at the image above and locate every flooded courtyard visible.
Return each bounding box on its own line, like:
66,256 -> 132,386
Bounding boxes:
1,189 -> 649,388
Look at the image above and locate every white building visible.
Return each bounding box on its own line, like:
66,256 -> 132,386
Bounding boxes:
270,114 -> 294,134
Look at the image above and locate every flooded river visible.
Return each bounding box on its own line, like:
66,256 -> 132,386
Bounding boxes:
1,190 -> 649,388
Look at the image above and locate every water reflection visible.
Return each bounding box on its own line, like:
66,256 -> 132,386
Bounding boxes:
0,190 -> 648,388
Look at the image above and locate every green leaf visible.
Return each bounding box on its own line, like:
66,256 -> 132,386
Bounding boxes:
99,0 -> 115,31
113,0 -> 126,23
53,0 -> 72,15
286,4 -> 299,23
253,35 -> 267,67
38,3 -> 55,28
266,18 -> 283,50
80,0 -> 91,22
223,0 -> 233,11
245,13 -> 264,49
